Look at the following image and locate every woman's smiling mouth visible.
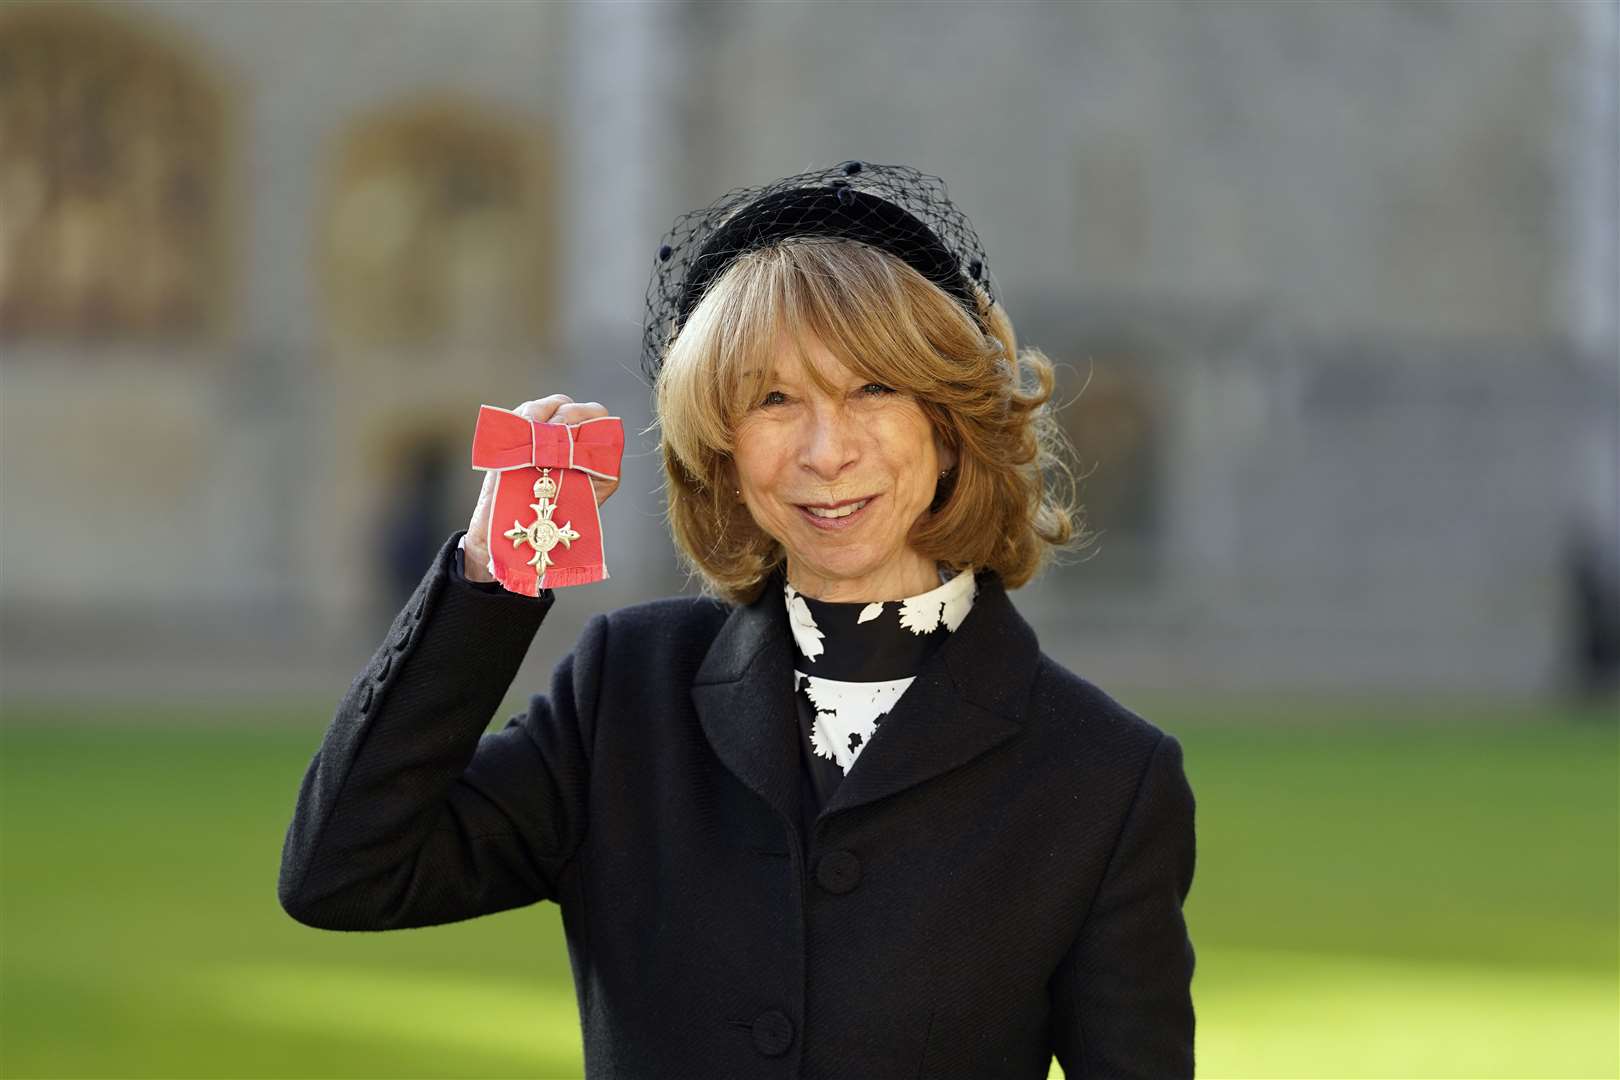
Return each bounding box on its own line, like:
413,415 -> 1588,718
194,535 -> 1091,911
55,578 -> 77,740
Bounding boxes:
796,496 -> 876,529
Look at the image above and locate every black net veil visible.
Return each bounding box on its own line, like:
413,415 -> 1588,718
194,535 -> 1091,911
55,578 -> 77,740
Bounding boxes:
640,159 -> 995,385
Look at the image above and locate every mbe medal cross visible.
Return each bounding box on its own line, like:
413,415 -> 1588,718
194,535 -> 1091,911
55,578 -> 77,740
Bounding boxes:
504,469 -> 582,574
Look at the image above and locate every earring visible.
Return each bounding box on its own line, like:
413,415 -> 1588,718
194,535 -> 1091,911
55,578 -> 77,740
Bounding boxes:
734,488 -> 741,497
938,468 -> 951,480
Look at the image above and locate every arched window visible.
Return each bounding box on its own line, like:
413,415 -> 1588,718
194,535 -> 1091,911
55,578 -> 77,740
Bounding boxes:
0,5 -> 226,341
322,101 -> 554,351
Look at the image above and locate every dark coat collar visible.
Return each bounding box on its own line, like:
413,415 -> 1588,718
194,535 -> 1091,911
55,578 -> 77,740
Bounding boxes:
691,568 -> 1039,829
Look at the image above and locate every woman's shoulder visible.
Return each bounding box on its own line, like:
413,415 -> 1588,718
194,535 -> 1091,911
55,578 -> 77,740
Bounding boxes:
599,592 -> 733,634
580,592 -> 736,669
1026,653 -> 1176,764
962,574 -> 1174,767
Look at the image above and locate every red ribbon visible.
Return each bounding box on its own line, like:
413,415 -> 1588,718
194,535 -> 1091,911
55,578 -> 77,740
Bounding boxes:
469,405 -> 624,595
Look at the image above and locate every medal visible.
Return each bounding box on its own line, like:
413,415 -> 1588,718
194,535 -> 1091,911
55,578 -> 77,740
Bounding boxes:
470,405 -> 624,594
503,469 -> 582,575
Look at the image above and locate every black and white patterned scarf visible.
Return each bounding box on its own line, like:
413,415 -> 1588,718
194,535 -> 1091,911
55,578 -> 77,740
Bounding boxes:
785,568 -> 978,784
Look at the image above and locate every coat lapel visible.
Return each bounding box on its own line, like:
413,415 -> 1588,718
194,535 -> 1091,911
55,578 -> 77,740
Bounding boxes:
818,572 -> 1036,821
690,578 -> 802,824
692,569 -> 1042,828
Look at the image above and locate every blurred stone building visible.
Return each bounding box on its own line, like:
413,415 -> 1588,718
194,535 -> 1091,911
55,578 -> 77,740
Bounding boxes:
1,0 -> 1615,698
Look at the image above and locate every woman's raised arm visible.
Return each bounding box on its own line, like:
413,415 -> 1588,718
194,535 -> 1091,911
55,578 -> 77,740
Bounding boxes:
276,528 -> 603,931
279,392 -> 615,930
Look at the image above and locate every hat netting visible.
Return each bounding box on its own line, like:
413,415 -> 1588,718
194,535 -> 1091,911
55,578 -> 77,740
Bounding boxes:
641,160 -> 994,384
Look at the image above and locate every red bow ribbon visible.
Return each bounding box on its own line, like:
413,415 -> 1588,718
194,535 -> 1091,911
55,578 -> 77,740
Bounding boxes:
469,405 -> 624,594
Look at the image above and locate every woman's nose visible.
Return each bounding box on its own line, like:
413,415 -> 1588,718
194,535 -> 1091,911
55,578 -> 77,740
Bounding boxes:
798,406 -> 858,479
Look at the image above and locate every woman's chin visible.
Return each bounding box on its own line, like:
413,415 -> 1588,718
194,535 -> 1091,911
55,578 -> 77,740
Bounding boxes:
784,540 -> 923,597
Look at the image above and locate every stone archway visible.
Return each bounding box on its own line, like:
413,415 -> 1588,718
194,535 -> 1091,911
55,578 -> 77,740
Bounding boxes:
313,98 -> 557,626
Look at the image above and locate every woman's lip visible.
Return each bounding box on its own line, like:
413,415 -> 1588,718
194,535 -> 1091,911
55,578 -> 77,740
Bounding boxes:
797,495 -> 874,510
795,495 -> 877,530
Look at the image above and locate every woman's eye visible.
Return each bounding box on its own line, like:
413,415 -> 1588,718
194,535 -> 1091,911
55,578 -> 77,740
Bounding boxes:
760,390 -> 788,407
859,383 -> 895,396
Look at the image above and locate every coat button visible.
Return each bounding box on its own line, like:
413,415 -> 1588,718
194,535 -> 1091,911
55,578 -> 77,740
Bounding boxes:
393,625 -> 413,651
377,655 -> 392,682
816,850 -> 861,894
358,684 -> 373,713
751,1009 -> 793,1057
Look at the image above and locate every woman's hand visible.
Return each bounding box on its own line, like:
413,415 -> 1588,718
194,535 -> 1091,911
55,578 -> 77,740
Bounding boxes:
463,396 -> 618,583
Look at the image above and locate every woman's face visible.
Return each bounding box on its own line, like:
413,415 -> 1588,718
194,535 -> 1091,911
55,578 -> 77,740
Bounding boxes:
732,334 -> 953,602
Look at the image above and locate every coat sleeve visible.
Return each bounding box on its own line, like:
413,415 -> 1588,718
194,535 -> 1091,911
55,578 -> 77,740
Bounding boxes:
276,529 -> 603,931
1049,731 -> 1198,1078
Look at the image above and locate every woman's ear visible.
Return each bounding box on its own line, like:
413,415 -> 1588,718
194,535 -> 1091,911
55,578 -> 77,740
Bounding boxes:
928,430 -> 958,515
720,458 -> 743,500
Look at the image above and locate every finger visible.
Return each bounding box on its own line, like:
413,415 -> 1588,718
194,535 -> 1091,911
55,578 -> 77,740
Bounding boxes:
515,394 -> 573,424
474,468 -> 498,509
517,394 -> 572,424
552,401 -> 608,426
471,462 -> 501,513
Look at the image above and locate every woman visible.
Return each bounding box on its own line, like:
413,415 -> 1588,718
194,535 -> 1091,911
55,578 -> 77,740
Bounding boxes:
279,161 -> 1197,1079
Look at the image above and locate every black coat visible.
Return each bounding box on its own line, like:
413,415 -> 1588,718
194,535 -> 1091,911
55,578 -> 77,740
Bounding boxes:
278,531 -> 1197,1079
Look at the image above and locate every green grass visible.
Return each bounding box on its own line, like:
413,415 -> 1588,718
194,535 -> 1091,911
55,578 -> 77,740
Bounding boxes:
1166,704 -> 1619,1078
2,698 -> 1616,1078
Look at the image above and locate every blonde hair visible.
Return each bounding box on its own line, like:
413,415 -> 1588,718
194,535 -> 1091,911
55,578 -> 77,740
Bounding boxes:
655,237 -> 1083,603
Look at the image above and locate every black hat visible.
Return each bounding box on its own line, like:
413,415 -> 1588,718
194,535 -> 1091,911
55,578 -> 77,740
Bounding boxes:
642,160 -> 994,384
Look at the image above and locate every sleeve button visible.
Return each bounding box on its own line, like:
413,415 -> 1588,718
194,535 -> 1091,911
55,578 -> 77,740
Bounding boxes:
359,684 -> 373,713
